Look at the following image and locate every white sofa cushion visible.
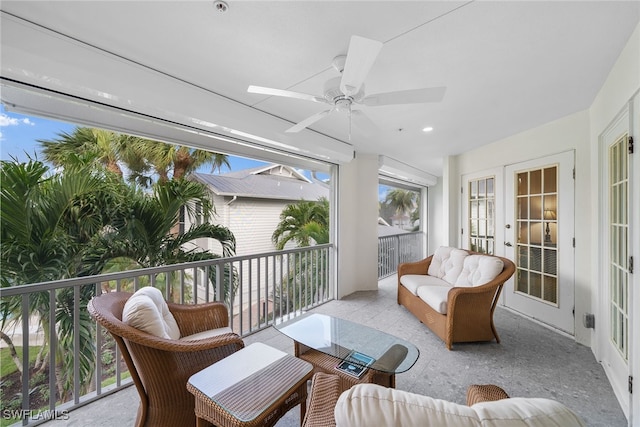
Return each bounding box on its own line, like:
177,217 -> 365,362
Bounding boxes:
416,285 -> 451,314
335,384 -> 585,427
400,274 -> 450,295
472,397 -> 585,426
428,246 -> 468,283
335,383 -> 478,427
180,326 -> 233,341
122,287 -> 181,340
455,254 -> 504,287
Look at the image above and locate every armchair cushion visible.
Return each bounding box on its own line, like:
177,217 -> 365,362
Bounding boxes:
180,326 -> 233,341
122,286 -> 180,340
455,254 -> 504,287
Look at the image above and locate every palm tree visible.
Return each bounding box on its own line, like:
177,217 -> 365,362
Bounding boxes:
271,198 -> 329,250
84,178 -> 237,303
271,198 -> 330,313
39,127 -> 130,177
143,143 -> 230,183
384,189 -> 417,229
1,159 -> 117,400
39,126 -> 231,186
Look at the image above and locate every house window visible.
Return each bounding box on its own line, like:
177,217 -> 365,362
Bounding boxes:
468,176 -> 495,254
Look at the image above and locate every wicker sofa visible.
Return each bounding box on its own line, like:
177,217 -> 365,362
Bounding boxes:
397,246 -> 515,350
302,373 -> 585,427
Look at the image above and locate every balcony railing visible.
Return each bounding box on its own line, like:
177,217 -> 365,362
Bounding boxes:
378,231 -> 425,279
0,244 -> 332,426
1,232 -> 422,426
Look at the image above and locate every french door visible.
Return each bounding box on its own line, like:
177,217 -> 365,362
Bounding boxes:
600,110 -> 634,421
503,151 -> 575,334
461,168 -> 504,255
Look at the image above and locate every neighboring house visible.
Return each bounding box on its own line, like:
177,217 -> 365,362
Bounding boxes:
377,222 -> 410,237
187,164 -> 329,256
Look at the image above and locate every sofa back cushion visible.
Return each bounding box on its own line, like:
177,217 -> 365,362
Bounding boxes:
427,246 -> 468,283
334,383 -> 585,427
335,383 -> 478,427
454,254 -> 504,287
122,287 -> 181,340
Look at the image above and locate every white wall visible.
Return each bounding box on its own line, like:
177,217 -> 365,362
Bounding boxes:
337,152 -> 379,297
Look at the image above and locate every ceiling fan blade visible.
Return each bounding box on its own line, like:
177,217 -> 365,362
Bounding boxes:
360,86 -> 447,106
352,110 -> 378,131
340,36 -> 383,96
285,109 -> 333,133
247,85 -> 329,104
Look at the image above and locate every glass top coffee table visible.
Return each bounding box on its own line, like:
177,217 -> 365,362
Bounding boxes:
274,313 -> 419,391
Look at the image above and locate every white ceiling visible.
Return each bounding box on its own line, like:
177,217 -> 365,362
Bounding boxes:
1,1 -> 639,175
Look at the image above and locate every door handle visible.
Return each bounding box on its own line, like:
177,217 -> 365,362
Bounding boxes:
504,242 -> 513,247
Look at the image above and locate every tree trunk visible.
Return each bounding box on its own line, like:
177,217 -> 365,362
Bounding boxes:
0,331 -> 23,377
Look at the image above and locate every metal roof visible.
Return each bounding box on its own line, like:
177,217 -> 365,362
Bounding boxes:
191,164 -> 329,201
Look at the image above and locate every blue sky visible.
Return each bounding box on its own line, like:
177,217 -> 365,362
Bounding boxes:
0,104 -> 267,173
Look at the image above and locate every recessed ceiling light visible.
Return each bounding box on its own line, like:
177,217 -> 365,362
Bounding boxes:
422,127 -> 434,132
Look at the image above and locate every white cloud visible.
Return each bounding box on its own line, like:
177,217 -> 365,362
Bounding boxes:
0,114 -> 35,127
0,114 -> 19,127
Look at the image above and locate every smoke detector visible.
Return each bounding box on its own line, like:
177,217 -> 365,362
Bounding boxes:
213,1 -> 229,13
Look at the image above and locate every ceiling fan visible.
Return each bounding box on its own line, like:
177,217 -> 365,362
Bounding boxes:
247,35 -> 446,137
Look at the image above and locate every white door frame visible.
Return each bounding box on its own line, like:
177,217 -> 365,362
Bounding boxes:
632,93 -> 639,427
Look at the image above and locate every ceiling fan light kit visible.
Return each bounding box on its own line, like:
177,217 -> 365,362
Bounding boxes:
247,35 -> 447,136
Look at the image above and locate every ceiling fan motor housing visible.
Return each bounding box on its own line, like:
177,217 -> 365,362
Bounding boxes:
323,76 -> 364,105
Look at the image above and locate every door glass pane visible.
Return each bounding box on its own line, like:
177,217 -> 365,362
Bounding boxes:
517,173 -> 528,195
468,176 -> 495,254
608,135 -> 629,361
514,165 -> 558,305
518,197 -> 528,219
543,167 -> 557,193
530,170 -> 542,194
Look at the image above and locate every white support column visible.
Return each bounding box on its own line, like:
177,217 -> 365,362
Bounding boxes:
441,155 -> 460,247
336,152 -> 379,298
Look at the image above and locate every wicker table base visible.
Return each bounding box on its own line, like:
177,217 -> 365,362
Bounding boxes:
296,345 -> 395,393
187,343 -> 313,427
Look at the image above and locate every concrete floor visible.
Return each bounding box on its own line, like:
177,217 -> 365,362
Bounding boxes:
42,275 -> 626,427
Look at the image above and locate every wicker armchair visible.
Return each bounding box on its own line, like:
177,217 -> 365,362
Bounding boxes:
301,374 -> 510,426
301,373 -> 342,427
397,251 -> 515,350
88,291 -> 245,427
